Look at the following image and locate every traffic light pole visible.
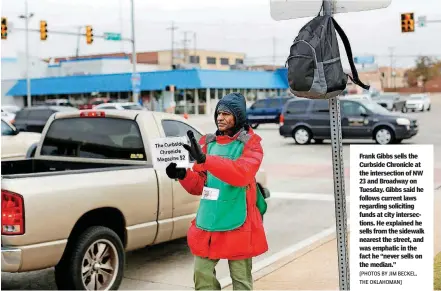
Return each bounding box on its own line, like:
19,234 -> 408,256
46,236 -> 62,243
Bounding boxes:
324,0 -> 350,290
130,0 -> 139,104
23,0 -> 32,107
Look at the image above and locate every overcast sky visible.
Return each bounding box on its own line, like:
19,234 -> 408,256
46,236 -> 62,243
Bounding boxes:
1,0 -> 441,68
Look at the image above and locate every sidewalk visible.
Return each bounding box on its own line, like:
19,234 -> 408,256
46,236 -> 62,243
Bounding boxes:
223,191 -> 441,290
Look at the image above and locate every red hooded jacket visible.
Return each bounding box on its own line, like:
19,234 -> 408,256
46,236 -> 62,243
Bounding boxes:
179,128 -> 268,260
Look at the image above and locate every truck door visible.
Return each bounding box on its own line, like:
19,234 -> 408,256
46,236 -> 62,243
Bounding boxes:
161,119 -> 203,239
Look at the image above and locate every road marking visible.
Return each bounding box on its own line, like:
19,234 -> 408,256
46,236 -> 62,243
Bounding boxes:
219,226 -> 336,288
269,191 -> 349,201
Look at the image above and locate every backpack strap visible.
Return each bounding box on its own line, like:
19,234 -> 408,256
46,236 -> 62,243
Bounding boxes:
331,17 -> 370,91
236,129 -> 252,145
204,134 -> 217,145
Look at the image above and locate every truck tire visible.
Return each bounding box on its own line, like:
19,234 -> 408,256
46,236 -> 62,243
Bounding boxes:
55,226 -> 125,290
250,123 -> 259,129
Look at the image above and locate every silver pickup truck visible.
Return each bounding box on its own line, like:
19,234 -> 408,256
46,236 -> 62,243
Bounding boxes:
1,110 -> 269,290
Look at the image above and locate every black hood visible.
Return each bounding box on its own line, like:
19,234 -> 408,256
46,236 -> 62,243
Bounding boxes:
214,92 -> 248,135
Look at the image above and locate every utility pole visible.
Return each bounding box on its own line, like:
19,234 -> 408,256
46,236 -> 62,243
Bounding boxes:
130,0 -> 139,103
119,0 -> 124,51
323,0 -> 350,290
193,32 -> 197,63
182,31 -> 191,65
18,0 -> 34,107
167,21 -> 178,69
75,26 -> 81,58
388,47 -> 395,88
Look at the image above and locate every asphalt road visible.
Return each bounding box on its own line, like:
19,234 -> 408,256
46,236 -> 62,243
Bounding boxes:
2,97 -> 441,290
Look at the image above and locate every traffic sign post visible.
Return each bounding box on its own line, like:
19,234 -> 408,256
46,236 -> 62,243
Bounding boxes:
322,1 -> 350,289
131,73 -> 141,98
269,0 -> 392,290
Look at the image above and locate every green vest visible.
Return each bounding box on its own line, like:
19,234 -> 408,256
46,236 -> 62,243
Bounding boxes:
195,133 -> 268,232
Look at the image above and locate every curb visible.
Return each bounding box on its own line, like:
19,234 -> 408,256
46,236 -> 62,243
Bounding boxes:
220,230 -> 337,290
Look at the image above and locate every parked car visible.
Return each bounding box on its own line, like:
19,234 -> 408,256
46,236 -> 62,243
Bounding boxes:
372,93 -> 407,112
246,96 -> 294,129
1,118 -> 41,160
44,99 -> 75,107
342,94 -> 372,101
94,102 -> 145,110
405,94 -> 431,112
1,109 -> 15,123
12,105 -> 78,133
1,109 -> 270,290
78,98 -> 114,110
1,105 -> 21,123
279,98 -> 418,145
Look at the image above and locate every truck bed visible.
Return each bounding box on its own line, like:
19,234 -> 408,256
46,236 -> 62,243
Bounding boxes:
1,158 -> 143,178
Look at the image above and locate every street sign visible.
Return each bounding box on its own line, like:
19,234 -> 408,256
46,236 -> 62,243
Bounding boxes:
354,56 -> 375,65
270,0 -> 392,20
418,16 -> 427,27
131,73 -> 141,93
131,73 -> 140,84
104,32 -> 122,41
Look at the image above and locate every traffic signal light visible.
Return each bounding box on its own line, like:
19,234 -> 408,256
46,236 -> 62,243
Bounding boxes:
86,25 -> 93,44
401,13 -> 415,33
1,17 -> 7,40
40,20 -> 47,40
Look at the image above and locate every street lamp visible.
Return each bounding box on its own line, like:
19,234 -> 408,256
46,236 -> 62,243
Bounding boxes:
18,0 -> 34,107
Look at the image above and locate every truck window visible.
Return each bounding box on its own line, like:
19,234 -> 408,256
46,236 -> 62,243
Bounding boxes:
162,120 -> 203,163
41,118 -> 147,160
1,121 -> 15,136
162,120 -> 202,141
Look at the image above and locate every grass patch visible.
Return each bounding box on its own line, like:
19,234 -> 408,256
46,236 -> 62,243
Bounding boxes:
435,252 -> 441,291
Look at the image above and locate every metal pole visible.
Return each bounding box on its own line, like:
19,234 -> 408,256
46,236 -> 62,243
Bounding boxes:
25,0 -> 31,107
130,0 -> 139,103
75,26 -> 81,58
167,21 -> 178,69
193,32 -> 197,61
324,0 -> 349,290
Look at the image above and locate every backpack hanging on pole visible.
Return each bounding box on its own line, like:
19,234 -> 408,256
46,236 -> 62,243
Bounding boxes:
286,14 -> 370,99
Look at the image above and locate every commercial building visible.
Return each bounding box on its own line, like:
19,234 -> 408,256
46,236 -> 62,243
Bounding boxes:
52,49 -> 247,71
6,68 -> 290,114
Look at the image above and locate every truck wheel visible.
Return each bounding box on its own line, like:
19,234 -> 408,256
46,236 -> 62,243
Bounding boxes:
250,123 -> 259,129
55,226 -> 125,290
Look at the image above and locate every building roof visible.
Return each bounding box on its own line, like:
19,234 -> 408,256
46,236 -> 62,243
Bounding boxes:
7,69 -> 289,96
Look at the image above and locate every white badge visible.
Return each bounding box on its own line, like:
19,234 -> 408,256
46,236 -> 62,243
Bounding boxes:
202,187 -> 220,201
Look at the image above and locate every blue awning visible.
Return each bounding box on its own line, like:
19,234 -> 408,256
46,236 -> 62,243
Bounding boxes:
6,69 -> 289,96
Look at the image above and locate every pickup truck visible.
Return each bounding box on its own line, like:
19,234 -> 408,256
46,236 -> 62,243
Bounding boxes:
1,110 -> 270,290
